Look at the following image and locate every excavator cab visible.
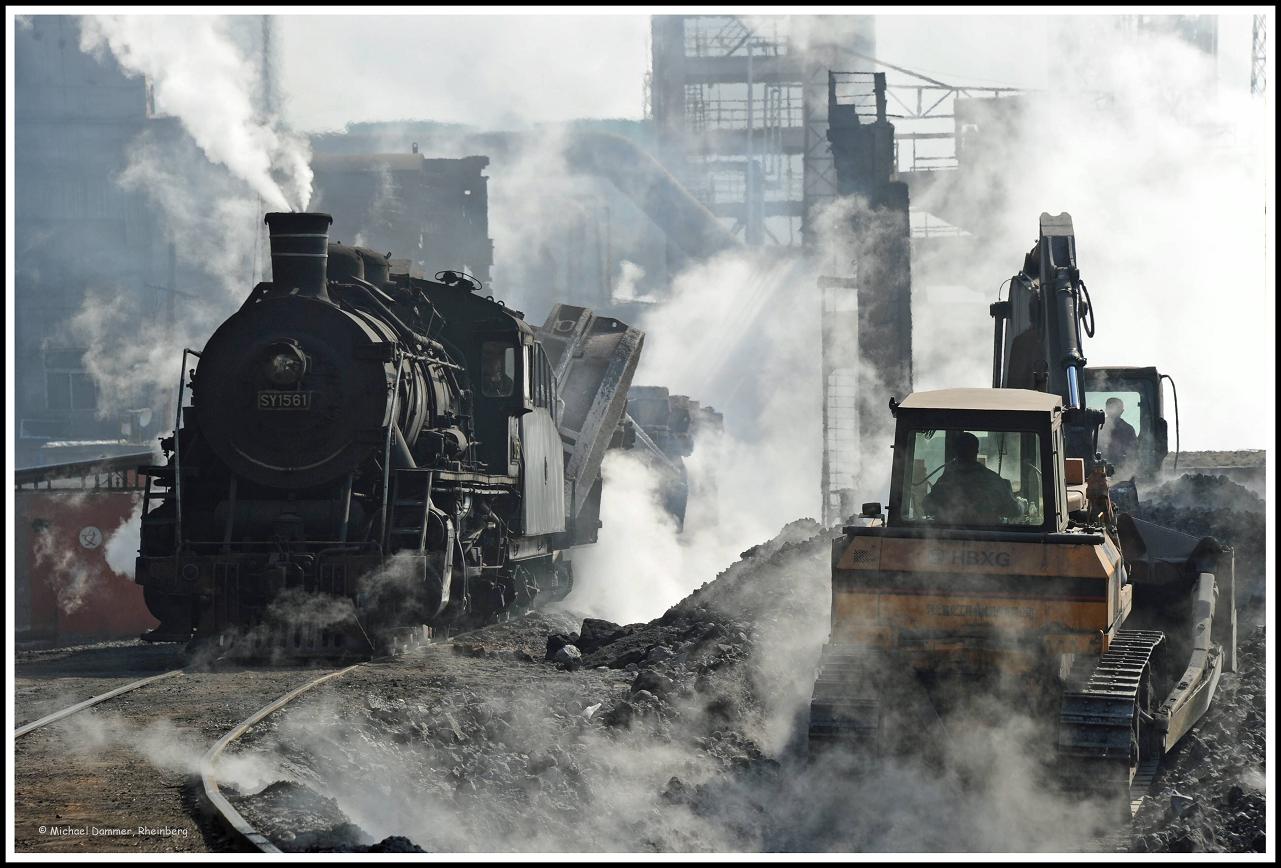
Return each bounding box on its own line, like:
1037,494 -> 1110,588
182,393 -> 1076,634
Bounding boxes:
1084,365 -> 1171,480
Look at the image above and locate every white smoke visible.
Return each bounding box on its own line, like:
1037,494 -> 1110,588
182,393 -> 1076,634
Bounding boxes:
612,260 -> 654,303
562,452 -> 683,624
482,127 -> 614,305
68,69 -> 273,426
59,710 -> 287,795
113,129 -> 268,297
567,249 -> 822,624
31,527 -> 96,615
104,499 -> 144,579
80,15 -> 312,211
29,496 -> 145,612
741,13 -> 874,53
562,20 -> 1273,628
905,21 -> 1272,451
70,285 -> 185,425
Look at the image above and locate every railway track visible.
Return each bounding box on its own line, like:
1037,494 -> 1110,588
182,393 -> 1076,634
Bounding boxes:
11,644 -> 366,854
12,657 -> 364,853
201,665 -> 364,852
14,670 -> 186,738
12,631 -> 477,853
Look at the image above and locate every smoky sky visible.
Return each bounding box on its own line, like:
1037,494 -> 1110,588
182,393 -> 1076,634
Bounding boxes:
276,14 -> 1260,132
276,14 -> 653,131
266,13 -> 1270,452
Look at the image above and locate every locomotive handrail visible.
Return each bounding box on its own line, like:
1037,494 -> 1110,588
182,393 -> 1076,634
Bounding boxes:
173,349 -> 202,560
174,539 -> 381,552
379,355 -> 405,554
348,275 -> 438,352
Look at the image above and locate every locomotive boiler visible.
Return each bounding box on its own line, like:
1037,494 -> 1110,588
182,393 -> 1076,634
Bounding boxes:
136,212 -> 643,656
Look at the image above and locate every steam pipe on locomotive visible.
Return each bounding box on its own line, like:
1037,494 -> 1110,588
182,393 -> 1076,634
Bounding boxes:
135,212 -> 643,657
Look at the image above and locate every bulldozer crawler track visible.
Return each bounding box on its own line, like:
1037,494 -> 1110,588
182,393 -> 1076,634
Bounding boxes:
1058,630 -> 1165,815
808,646 -> 885,752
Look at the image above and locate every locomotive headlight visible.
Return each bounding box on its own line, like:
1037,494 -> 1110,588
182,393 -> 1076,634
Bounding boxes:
264,343 -> 306,385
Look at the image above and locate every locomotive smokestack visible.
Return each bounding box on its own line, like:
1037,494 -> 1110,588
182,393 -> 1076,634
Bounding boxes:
265,212 -> 333,302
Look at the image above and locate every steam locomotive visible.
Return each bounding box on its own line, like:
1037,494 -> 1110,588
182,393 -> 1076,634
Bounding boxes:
135,212 -> 642,656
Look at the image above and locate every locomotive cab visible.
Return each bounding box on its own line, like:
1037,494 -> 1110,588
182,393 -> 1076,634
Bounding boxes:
425,285 -> 567,539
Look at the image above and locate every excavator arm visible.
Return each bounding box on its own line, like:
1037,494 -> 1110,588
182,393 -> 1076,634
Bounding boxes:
990,212 -> 1103,460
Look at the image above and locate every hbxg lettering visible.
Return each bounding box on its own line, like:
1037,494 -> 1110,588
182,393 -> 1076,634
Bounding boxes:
928,549 -> 1013,568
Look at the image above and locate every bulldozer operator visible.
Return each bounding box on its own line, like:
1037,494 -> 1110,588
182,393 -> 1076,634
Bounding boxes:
922,431 -> 1021,524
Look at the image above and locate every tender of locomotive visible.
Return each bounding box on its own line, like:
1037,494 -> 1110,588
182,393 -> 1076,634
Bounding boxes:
136,212 -> 642,656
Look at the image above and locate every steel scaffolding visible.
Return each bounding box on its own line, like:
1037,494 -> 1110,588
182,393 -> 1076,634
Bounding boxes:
650,15 -> 875,247
1253,15 -> 1267,96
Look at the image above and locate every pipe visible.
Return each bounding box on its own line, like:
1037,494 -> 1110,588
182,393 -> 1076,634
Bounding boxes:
264,212 -> 333,301
1038,214 -> 1087,409
427,509 -> 455,618
1065,366 -> 1082,410
989,300 -> 1009,388
392,424 -> 417,470
378,357 -> 403,551
1161,373 -> 1181,472
336,474 -> 353,543
348,276 -> 440,352
222,475 -> 238,551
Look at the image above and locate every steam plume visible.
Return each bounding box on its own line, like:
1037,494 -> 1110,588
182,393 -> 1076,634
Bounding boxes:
80,15 -> 312,211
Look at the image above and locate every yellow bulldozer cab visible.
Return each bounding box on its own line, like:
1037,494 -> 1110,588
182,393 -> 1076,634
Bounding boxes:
888,388 -> 1071,534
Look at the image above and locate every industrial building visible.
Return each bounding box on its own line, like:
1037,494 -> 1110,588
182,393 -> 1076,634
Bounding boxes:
13,15 -> 272,468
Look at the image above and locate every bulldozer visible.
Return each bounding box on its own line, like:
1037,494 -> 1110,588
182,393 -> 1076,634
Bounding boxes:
809,214 -> 1237,817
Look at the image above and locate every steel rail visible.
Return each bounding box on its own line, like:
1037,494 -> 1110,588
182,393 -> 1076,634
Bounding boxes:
201,665 -> 363,853
14,669 -> 185,737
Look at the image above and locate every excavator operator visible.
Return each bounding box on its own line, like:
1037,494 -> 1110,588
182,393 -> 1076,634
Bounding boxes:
922,431 -> 1021,524
1098,397 -> 1137,471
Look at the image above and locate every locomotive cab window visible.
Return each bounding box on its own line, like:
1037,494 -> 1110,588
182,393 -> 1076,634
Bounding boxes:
531,345 -> 547,408
481,341 -> 515,397
537,348 -> 550,408
523,344 -> 534,402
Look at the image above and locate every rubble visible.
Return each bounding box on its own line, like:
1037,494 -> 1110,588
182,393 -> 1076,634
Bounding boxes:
577,618 -> 633,654
1147,473 -> 1264,514
544,632 -> 579,660
225,514 -> 1265,853
553,645 -> 583,670
1128,624 -> 1267,853
1134,474 -> 1268,605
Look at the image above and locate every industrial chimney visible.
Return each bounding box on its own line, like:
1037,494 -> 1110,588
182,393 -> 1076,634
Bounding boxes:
264,212 -> 333,301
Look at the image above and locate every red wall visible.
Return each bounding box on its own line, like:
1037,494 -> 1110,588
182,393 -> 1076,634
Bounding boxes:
16,490 -> 158,642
